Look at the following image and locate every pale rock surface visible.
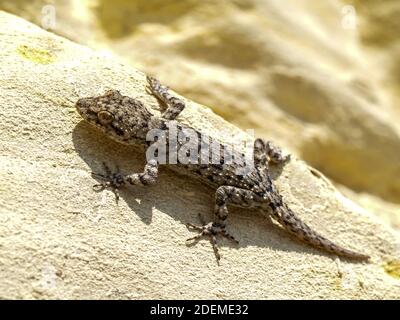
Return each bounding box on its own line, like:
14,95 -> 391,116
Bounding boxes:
2,0 -> 399,232
0,12 -> 400,299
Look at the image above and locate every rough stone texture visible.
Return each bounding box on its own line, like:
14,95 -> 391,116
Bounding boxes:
1,11 -> 400,299
2,0 -> 399,233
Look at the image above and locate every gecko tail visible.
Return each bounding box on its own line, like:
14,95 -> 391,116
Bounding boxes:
272,203 -> 370,261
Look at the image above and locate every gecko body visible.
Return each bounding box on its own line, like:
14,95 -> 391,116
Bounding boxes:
75,76 -> 370,262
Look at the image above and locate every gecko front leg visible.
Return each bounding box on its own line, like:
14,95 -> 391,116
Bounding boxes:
186,186 -> 260,262
146,76 -> 186,120
254,138 -> 290,166
92,159 -> 158,203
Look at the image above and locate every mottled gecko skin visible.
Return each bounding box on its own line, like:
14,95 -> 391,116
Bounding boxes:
75,76 -> 370,263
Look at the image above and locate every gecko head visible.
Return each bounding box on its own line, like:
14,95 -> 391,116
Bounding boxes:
75,90 -> 153,143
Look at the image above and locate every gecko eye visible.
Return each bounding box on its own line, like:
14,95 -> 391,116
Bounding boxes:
98,111 -> 114,125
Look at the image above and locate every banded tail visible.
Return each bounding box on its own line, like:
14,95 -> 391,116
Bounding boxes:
271,201 -> 370,261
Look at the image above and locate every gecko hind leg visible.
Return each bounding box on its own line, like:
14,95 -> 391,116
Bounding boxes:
186,186 -> 259,263
186,218 -> 238,264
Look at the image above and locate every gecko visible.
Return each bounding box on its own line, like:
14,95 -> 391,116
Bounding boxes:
75,75 -> 370,263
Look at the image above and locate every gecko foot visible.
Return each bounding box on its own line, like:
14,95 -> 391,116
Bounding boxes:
186,215 -> 238,264
91,162 -> 124,203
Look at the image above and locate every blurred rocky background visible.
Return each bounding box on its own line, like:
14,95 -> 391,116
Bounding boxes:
2,0 -> 399,231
